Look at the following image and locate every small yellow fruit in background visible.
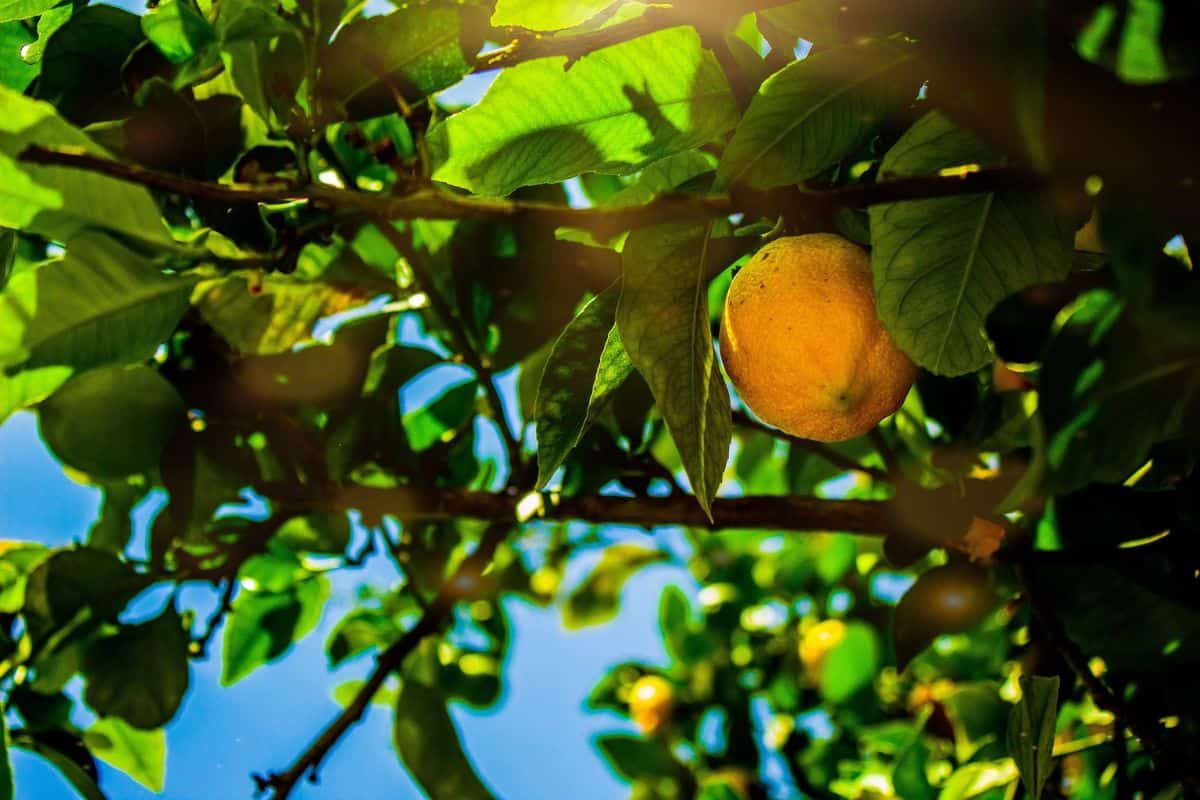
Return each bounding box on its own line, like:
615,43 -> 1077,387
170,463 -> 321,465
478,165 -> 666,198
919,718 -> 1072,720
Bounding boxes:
799,618 -> 847,679
628,675 -> 674,734
720,234 -> 917,442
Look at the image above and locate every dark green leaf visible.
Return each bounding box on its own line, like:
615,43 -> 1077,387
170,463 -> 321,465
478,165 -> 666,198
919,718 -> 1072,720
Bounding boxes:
1006,675 -> 1059,800
393,679 -> 494,800
34,5 -> 144,125
718,39 -> 913,189
88,479 -> 151,554
403,381 -> 478,452
869,112 -> 1071,375
39,365 -> 185,479
83,607 -> 190,729
535,281 -> 634,487
596,734 -> 679,782
83,718 -> 165,794
618,223 -> 731,517
317,5 -> 481,121
326,609 -> 396,667
563,543 -> 666,629
429,27 -> 737,196
892,736 -> 935,800
22,548 -> 149,646
10,733 -> 105,800
221,575 -> 329,685
276,513 -> 351,555
658,584 -> 690,663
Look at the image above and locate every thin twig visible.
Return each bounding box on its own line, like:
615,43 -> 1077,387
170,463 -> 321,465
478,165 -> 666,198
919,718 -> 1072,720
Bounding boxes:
192,578 -> 237,659
1019,563 -> 1187,785
370,220 -> 525,477
732,411 -> 888,480
868,429 -> 902,479
257,519 -> 512,799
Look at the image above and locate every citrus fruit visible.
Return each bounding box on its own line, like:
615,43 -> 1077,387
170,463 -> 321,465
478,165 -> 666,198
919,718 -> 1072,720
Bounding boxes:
628,675 -> 674,734
720,234 -> 916,441
799,618 -> 847,678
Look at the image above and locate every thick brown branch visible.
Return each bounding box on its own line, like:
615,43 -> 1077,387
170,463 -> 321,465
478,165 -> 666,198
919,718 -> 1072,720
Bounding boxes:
18,145 -> 730,232
806,166 -> 1048,207
473,0 -> 797,73
265,483 -> 906,537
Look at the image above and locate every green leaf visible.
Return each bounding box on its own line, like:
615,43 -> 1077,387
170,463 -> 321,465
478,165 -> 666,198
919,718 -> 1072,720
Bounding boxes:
393,679 -> 494,800
893,736 -> 935,800
0,88 -> 171,247
83,718 -> 165,793
618,222 -> 731,517
326,608 -> 396,667
0,543 -> 49,613
221,575 -> 329,685
0,234 -> 196,376
83,607 -> 190,730
717,39 -> 913,189
0,22 -> 37,91
0,0 -> 56,22
22,548 -> 150,646
38,365 -> 185,479
535,281 -> 634,487
88,479 -> 151,554
10,733 -> 106,800
596,734 -> 679,782
758,1 -> 844,46
819,621 -> 879,702
142,0 -> 215,64
562,543 -> 666,629
937,759 -> 1019,800
1040,290 -> 1200,493
317,5 -> 480,121
0,710 -> 12,800
276,513 -> 351,555
0,366 -> 71,425
34,5 -> 144,125
1006,675 -> 1058,800
429,26 -> 737,196
657,584 -> 690,663
869,112 -> 1071,375
403,381 -> 478,452
491,0 -> 618,31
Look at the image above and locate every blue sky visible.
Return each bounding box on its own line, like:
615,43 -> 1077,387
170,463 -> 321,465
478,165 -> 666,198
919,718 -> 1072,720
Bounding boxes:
1,409 -> 699,799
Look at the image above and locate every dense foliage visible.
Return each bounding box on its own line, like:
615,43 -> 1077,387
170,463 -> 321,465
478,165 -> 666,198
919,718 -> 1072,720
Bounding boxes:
0,0 -> 1197,798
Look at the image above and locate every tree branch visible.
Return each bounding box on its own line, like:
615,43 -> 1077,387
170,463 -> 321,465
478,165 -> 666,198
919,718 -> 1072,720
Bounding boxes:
371,219 -> 526,478
257,518 -> 510,800
263,482 -> 908,537
473,0 -> 798,73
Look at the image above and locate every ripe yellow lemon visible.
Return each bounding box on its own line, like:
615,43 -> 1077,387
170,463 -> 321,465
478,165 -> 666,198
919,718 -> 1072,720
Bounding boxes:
720,234 -> 917,442
628,675 -> 674,734
799,618 -> 847,678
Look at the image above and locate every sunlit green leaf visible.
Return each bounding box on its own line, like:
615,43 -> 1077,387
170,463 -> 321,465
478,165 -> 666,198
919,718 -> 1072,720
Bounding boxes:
222,575 -> 330,685
819,621 -> 878,702
563,543 -> 666,629
491,0 -> 618,31
83,718 -> 166,793
142,0 -> 215,64
870,112 -> 1071,375
618,223 -> 731,517
430,26 -> 736,196
718,39 -> 912,189
403,381 -> 478,452
0,0 -> 57,23
535,281 -> 634,487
